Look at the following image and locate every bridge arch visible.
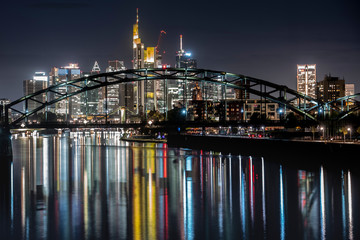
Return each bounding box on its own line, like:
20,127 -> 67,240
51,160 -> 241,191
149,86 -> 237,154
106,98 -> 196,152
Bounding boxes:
4,68 -> 321,126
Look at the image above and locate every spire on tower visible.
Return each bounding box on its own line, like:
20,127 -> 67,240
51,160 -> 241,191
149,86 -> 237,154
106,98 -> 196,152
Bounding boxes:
136,8 -> 139,23
180,35 -> 183,52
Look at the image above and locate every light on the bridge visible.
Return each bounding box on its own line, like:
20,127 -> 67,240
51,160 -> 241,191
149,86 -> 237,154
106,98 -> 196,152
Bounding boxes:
185,52 -> 192,57
182,109 -> 186,115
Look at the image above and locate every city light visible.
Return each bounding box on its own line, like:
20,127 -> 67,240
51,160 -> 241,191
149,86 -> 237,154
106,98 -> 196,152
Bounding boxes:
1,6 -> 359,240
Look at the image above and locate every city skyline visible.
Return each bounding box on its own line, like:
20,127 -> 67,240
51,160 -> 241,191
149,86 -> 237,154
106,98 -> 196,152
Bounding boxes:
1,0 -> 359,101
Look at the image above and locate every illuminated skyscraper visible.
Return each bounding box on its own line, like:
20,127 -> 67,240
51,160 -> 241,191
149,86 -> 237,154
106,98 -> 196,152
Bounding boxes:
102,60 -> 127,121
175,35 -> 197,69
0,98 -> 11,122
82,61 -> 101,116
297,64 -> 316,105
133,8 -> 144,70
317,74 -> 345,102
23,72 -> 48,118
49,63 -> 81,119
132,8 -> 157,114
345,84 -> 355,97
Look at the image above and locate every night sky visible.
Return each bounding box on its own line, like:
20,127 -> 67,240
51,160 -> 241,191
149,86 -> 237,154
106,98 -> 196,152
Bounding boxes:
1,0 -> 359,100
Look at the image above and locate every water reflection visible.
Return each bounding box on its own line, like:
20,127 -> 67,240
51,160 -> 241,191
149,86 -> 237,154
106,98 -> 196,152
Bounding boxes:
0,132 -> 358,239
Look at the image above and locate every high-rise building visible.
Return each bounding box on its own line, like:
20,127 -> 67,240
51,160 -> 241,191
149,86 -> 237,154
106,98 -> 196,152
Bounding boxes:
49,63 -> 82,119
175,35 -> 197,68
106,60 -> 136,120
132,9 -> 158,115
317,74 -> 345,102
0,98 -> 11,122
297,64 -> 316,105
82,61 -> 101,117
101,60 -> 127,121
133,8 -> 144,70
345,84 -> 355,97
23,72 -> 48,118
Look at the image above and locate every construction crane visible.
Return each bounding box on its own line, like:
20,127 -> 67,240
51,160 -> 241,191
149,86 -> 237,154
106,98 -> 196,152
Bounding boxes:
156,30 -> 166,54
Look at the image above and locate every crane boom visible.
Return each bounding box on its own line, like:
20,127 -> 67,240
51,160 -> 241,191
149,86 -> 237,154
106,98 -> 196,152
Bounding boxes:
156,30 -> 166,54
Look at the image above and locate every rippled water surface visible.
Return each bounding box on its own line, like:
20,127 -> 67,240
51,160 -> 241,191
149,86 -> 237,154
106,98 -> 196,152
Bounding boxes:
0,132 -> 359,239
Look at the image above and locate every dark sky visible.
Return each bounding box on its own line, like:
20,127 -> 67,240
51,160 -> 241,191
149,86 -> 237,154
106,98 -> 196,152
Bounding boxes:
1,0 -> 359,100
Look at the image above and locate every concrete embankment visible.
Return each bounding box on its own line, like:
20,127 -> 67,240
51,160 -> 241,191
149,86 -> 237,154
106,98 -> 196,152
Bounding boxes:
168,134 -> 360,170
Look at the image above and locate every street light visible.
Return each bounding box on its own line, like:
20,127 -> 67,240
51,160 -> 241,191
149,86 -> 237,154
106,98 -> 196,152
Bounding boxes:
320,127 -> 325,140
348,127 -> 351,142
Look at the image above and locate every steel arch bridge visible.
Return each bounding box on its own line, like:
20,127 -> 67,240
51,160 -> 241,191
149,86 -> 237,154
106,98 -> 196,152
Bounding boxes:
2,68 -> 355,126
324,93 -> 360,120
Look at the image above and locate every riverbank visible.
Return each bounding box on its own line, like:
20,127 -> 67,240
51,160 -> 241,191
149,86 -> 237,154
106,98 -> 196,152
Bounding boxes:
167,134 -> 360,170
121,135 -> 167,143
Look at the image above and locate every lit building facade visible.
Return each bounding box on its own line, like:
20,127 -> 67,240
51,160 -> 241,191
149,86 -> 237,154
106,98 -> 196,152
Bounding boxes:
175,35 -> 197,69
23,72 -> 48,117
102,60 -> 127,121
0,98 -> 11,122
297,64 -> 316,105
317,74 -> 345,102
219,99 -> 284,121
49,63 -> 82,119
132,9 -> 158,115
168,35 -> 200,115
345,84 -> 355,97
81,61 -> 101,117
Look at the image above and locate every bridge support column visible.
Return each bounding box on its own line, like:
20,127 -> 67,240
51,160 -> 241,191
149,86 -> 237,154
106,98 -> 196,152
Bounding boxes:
0,126 -> 12,238
0,126 -> 12,159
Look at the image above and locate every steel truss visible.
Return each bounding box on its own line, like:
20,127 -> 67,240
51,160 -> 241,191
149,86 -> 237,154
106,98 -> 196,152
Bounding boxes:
5,68 -> 334,126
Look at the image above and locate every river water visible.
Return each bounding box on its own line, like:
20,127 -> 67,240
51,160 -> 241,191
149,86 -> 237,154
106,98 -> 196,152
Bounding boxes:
0,131 -> 359,239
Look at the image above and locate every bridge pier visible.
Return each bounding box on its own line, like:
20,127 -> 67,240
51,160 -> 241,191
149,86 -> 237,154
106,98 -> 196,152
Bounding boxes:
0,126 -> 12,237
0,126 -> 12,159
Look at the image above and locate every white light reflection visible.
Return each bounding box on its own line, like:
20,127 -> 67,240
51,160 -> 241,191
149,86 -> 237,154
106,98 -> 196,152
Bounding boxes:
43,137 -> 49,196
262,157 -> 266,236
183,157 -> 194,240
320,166 -> 326,240
11,161 -> 14,231
229,156 -> 232,219
239,156 -> 246,239
250,156 -> 254,224
280,165 -> 285,240
21,167 -> 25,239
341,171 -> 345,239
348,170 -> 353,240
219,156 -> 223,235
